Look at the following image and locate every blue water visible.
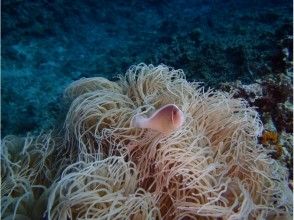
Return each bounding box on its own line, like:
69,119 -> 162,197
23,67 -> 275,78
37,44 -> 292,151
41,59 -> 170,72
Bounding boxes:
1,0 -> 292,136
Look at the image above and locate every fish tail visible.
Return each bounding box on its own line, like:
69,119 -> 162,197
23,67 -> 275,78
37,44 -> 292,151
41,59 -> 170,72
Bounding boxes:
131,115 -> 147,128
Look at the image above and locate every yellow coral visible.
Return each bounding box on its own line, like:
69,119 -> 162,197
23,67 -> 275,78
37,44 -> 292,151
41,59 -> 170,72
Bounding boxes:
261,131 -> 279,145
261,131 -> 283,159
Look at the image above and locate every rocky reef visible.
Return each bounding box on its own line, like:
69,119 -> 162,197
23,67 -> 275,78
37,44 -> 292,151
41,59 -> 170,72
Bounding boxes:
1,0 -> 293,137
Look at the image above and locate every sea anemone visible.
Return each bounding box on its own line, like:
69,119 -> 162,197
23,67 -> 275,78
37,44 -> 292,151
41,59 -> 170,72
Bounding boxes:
47,155 -> 160,219
1,63 -> 292,219
1,132 -> 69,219
62,63 -> 292,219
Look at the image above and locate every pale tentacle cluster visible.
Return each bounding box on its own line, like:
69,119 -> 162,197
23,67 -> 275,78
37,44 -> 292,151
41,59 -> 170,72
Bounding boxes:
62,64 -> 292,219
47,156 -> 160,220
1,132 -> 69,219
1,64 -> 292,220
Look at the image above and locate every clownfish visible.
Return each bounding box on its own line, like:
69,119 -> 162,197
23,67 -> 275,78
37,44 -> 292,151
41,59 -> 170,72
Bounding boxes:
131,104 -> 184,134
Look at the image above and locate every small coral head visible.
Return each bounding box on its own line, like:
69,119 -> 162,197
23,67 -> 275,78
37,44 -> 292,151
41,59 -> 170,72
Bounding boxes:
132,104 -> 184,134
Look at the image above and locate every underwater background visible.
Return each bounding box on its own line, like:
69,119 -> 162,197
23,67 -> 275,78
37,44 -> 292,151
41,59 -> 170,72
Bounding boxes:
2,0 -> 292,137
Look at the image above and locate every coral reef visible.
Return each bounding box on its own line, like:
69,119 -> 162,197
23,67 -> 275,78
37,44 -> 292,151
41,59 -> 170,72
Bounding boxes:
2,64 -> 291,219
219,51 -> 293,187
2,0 -> 292,136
